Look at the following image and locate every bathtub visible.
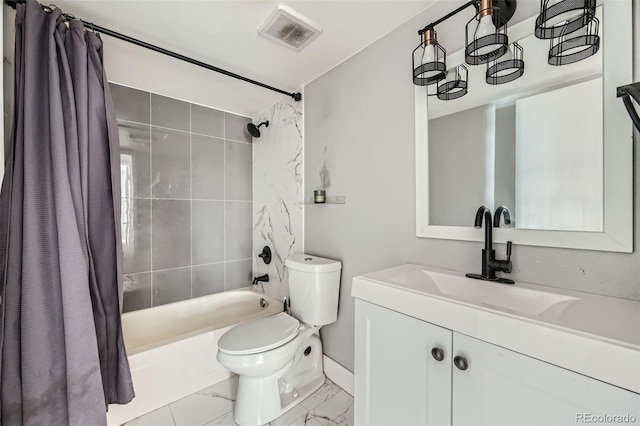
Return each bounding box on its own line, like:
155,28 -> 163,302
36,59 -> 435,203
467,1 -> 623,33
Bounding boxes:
107,289 -> 282,426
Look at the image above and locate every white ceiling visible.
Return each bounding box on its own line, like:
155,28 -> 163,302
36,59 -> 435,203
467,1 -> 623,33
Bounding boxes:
51,1 -> 438,116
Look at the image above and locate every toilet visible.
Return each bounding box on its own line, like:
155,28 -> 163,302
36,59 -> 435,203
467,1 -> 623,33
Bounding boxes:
216,254 -> 342,426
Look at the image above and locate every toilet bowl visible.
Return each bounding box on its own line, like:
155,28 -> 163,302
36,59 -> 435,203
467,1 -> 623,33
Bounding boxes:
216,254 -> 341,426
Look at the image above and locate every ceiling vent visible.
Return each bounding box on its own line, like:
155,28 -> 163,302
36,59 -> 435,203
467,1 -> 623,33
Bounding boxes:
258,5 -> 323,52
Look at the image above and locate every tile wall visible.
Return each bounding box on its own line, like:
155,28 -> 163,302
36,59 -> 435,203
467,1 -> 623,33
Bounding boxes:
110,83 -> 254,312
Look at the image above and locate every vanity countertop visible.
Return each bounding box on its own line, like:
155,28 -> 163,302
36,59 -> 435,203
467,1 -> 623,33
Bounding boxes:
352,264 -> 640,394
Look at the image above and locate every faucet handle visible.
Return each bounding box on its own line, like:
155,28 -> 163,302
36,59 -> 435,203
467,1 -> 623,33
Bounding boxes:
506,241 -> 512,260
258,246 -> 272,264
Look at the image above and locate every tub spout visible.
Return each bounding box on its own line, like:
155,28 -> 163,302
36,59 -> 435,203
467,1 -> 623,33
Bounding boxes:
252,274 -> 269,285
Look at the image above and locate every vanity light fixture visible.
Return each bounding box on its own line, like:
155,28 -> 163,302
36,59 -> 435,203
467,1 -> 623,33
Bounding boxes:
486,42 -> 524,85
412,29 -> 447,86
534,0 -> 596,40
410,0 -> 605,94
465,0 -> 510,65
437,65 -> 469,100
548,16 -> 599,66
411,0 -> 518,100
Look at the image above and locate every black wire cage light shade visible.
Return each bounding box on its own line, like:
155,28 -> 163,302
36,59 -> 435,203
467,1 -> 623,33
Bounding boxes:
412,29 -> 447,86
534,0 -> 600,66
534,0 -> 596,40
548,15 -> 599,66
437,64 -> 469,100
465,0 -> 510,65
486,41 -> 524,85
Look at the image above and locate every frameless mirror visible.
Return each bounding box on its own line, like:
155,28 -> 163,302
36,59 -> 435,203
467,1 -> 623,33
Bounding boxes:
415,0 -> 633,252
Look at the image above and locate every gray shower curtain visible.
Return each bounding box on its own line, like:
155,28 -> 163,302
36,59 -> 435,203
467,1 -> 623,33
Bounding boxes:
0,0 -> 134,424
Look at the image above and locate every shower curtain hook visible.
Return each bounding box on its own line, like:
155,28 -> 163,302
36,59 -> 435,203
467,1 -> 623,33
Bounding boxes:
62,11 -> 76,23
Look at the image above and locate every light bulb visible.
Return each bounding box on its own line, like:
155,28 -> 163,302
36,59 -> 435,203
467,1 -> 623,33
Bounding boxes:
476,15 -> 497,39
422,44 -> 436,64
471,14 -> 505,58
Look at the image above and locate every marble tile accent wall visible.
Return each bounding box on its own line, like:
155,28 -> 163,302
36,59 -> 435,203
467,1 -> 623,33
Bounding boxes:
111,83 -> 254,312
252,96 -> 304,301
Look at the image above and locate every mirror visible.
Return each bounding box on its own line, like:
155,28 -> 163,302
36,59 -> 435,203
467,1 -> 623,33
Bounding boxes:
415,0 -> 633,252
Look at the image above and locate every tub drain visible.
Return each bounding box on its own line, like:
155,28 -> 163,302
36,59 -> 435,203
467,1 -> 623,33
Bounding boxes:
304,346 -> 312,356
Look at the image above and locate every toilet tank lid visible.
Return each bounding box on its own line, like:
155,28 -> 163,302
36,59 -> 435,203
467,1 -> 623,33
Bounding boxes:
285,254 -> 342,273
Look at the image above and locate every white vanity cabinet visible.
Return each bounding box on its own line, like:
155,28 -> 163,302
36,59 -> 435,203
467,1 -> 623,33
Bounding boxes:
355,299 -> 640,426
452,332 -> 640,425
354,299 -> 452,425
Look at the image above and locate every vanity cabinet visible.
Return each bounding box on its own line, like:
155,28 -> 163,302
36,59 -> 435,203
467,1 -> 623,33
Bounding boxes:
355,299 -> 640,426
354,299 -> 452,425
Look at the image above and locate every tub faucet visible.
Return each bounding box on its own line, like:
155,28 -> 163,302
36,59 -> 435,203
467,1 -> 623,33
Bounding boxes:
466,206 -> 514,284
252,274 -> 269,286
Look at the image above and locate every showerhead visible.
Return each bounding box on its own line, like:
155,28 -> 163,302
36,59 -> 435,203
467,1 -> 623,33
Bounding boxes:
247,121 -> 270,138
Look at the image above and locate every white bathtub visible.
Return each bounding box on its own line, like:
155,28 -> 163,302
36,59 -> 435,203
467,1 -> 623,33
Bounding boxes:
107,289 -> 282,426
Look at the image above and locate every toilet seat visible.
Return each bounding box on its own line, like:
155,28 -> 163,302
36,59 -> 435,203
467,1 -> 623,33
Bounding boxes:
218,313 -> 300,355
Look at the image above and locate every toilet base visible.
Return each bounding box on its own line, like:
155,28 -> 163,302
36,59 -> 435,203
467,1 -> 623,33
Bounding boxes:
233,334 -> 324,426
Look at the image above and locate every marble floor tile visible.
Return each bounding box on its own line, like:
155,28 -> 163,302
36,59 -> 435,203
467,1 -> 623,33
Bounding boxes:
300,379 -> 343,412
288,416 -> 322,426
269,403 -> 307,426
204,411 -> 236,426
304,391 -> 354,426
129,375 -> 353,426
169,382 -> 235,426
125,405 -> 175,426
201,375 -> 238,401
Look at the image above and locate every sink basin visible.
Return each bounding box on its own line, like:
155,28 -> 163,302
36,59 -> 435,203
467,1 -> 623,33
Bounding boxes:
388,269 -> 579,317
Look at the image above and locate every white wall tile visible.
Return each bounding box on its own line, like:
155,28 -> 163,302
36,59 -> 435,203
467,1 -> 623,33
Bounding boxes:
253,96 -> 304,301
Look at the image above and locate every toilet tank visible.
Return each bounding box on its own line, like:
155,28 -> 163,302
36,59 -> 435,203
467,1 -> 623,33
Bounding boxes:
285,254 -> 342,326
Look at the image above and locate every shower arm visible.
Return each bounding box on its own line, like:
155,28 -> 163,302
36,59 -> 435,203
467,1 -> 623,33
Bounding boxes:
617,82 -> 640,133
4,0 -> 302,102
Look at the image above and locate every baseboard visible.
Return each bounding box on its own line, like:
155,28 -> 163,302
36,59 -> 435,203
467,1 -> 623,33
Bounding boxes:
323,355 -> 354,396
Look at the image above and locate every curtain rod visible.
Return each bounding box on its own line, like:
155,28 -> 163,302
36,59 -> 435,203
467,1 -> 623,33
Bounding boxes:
5,0 -> 303,102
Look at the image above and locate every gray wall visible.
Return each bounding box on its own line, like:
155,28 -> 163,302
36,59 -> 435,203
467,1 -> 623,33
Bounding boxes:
111,83 -> 254,312
304,1 -> 639,372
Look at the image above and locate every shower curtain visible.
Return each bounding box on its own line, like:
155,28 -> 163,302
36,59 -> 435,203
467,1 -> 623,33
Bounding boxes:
0,0 -> 134,424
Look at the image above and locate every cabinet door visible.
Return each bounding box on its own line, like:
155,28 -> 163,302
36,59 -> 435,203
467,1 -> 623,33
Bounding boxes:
354,299 -> 452,426
452,332 -> 640,425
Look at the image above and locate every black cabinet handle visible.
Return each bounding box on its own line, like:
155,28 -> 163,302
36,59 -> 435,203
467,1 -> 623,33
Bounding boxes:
454,355 -> 469,371
431,347 -> 445,362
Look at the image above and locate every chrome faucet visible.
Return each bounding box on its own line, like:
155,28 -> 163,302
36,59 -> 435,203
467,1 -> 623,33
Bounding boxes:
466,206 -> 514,284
